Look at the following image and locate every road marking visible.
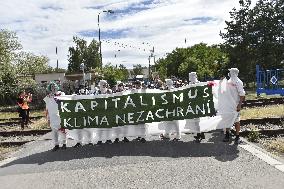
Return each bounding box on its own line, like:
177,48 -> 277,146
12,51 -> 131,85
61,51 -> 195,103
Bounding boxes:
240,143 -> 284,173
0,157 -> 17,167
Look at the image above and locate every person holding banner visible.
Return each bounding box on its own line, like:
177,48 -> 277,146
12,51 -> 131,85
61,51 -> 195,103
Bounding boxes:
132,80 -> 147,143
189,72 -> 206,142
159,79 -> 181,141
223,68 -> 245,144
43,81 -> 67,151
114,82 -> 130,143
95,80 -> 113,145
73,86 -> 93,148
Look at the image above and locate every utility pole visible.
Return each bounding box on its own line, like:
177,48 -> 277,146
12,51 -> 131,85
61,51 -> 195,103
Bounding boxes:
80,63 -> 85,88
148,46 -> 155,80
98,10 -> 114,68
56,46 -> 58,71
148,56 -> 151,81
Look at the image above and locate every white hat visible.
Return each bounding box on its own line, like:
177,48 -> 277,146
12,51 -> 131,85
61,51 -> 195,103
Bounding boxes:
117,81 -> 124,86
165,79 -> 173,86
188,72 -> 198,83
188,72 -> 197,77
228,68 -> 239,74
98,80 -> 107,87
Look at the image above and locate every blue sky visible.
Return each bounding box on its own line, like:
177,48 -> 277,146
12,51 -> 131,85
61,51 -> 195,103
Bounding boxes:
0,0 -> 256,69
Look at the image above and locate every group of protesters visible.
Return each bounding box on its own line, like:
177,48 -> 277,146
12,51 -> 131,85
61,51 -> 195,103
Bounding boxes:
44,68 -> 245,152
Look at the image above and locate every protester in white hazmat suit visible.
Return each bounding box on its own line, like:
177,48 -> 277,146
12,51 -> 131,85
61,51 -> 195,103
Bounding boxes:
113,81 -> 130,143
95,80 -> 113,145
131,80 -> 147,143
73,87 -> 93,148
159,79 -> 181,141
187,72 -> 206,142
223,68 -> 245,144
43,81 -> 67,151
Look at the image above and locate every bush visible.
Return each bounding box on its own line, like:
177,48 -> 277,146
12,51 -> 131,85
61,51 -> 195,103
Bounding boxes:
0,80 -> 48,108
62,80 -> 76,95
247,130 -> 260,142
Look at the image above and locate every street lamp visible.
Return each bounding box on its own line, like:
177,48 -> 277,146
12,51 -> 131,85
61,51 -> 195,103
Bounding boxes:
98,10 -> 114,68
148,46 -> 155,81
80,63 -> 86,88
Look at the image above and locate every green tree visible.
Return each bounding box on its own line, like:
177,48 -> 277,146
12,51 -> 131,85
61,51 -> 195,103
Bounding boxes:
132,64 -> 143,76
0,30 -> 22,104
15,52 -> 51,77
0,29 -> 53,105
93,63 -> 129,87
155,43 -> 228,80
178,57 -> 200,77
0,29 -> 22,64
67,36 -> 100,73
117,64 -> 129,81
220,0 -> 284,83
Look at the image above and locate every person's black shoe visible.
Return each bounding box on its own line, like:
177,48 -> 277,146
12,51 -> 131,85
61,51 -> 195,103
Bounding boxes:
73,143 -> 82,148
172,138 -> 180,142
223,136 -> 230,142
194,134 -> 201,143
194,133 -> 201,140
61,144 -> 67,150
52,145 -> 60,152
105,140 -> 112,144
223,132 -> 230,142
234,137 -> 242,145
200,132 -> 205,139
122,137 -> 129,143
160,134 -> 170,140
97,141 -> 102,145
114,138 -> 119,144
133,137 -> 141,141
140,138 -> 146,143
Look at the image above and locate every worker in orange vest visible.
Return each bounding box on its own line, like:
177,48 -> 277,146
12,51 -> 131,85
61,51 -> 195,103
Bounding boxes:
17,91 -> 32,130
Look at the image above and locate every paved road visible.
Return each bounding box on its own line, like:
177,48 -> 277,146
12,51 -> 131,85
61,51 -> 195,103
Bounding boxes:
0,132 -> 284,189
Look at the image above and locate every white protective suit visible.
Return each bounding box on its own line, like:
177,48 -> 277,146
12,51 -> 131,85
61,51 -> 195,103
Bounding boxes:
126,83 -> 147,139
157,79 -> 181,139
93,80 -> 116,142
222,68 -> 245,123
182,72 -> 203,133
44,89 -> 67,146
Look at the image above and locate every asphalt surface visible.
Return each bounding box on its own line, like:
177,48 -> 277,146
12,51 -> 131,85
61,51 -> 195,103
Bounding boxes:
0,131 -> 284,189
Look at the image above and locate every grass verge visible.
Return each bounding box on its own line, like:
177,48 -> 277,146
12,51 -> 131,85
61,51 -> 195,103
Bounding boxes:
0,110 -> 45,120
0,118 -> 49,132
0,146 -> 20,161
259,137 -> 284,158
241,104 -> 284,120
245,90 -> 283,100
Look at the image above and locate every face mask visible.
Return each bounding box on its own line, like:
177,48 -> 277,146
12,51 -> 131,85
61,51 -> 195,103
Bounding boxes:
229,71 -> 238,78
167,83 -> 173,88
189,76 -> 197,83
51,85 -> 58,94
100,87 -> 107,93
80,89 -> 85,94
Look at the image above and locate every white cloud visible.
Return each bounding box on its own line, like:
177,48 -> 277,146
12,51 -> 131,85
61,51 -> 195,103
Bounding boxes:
0,0 -> 256,69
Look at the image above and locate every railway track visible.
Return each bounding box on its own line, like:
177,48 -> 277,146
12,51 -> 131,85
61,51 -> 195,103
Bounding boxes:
242,97 -> 284,107
0,97 -> 282,126
0,117 -> 283,146
1,97 -> 283,147
0,116 -> 44,126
